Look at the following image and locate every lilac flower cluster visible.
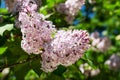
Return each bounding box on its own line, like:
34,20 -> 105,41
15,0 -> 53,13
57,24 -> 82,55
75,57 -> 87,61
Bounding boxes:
5,0 -> 17,12
5,0 -> 42,13
90,31 -> 111,52
41,30 -> 90,72
105,54 -> 120,71
16,0 -> 55,54
15,0 -> 90,72
20,12 -> 55,54
57,0 -> 85,24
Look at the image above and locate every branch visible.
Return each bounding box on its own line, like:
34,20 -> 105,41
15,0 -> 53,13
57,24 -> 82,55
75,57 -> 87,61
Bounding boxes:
0,55 -> 40,72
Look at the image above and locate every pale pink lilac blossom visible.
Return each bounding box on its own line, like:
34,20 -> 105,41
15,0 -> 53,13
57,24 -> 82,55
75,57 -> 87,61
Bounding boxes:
79,63 -> 100,77
90,31 -> 111,52
57,0 -> 85,24
20,12 -> 55,54
16,0 -> 55,54
5,0 -> 18,12
7,0 -> 42,13
41,30 -> 90,72
105,54 -> 120,71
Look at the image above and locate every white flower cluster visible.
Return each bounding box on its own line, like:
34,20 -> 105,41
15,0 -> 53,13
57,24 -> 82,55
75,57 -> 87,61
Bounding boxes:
57,0 -> 85,24
41,30 -> 90,72
90,31 -> 111,52
15,0 -> 90,72
105,54 -> 120,71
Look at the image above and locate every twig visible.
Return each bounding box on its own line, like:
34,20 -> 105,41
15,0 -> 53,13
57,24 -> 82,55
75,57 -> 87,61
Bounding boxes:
0,55 -> 40,72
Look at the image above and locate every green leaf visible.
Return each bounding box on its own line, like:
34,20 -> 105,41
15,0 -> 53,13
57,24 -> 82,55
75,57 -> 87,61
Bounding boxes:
13,62 -> 30,80
25,69 -> 39,80
30,58 -> 43,76
0,24 -> 13,36
53,65 -> 66,76
0,8 -> 8,14
87,59 -> 96,69
46,0 -> 64,8
45,73 -> 65,80
4,38 -> 27,56
39,5 -> 48,15
0,47 -> 8,55
3,38 -> 28,65
45,12 -> 54,19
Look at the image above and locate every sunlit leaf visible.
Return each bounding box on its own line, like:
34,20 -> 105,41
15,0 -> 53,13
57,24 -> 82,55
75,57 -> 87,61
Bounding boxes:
0,47 -> 7,55
25,69 -> 39,80
0,24 -> 13,36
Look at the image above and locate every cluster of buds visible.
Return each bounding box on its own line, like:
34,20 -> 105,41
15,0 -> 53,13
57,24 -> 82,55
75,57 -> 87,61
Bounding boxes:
57,0 -> 85,24
105,54 -> 120,71
79,63 -> 100,77
90,31 -> 111,52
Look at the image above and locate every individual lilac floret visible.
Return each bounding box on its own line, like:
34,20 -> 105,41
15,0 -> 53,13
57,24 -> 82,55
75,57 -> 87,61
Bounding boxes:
41,30 -> 90,72
57,0 -> 85,24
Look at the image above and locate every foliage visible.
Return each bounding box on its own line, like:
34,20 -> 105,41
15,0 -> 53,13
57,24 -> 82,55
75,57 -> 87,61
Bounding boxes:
0,0 -> 120,80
